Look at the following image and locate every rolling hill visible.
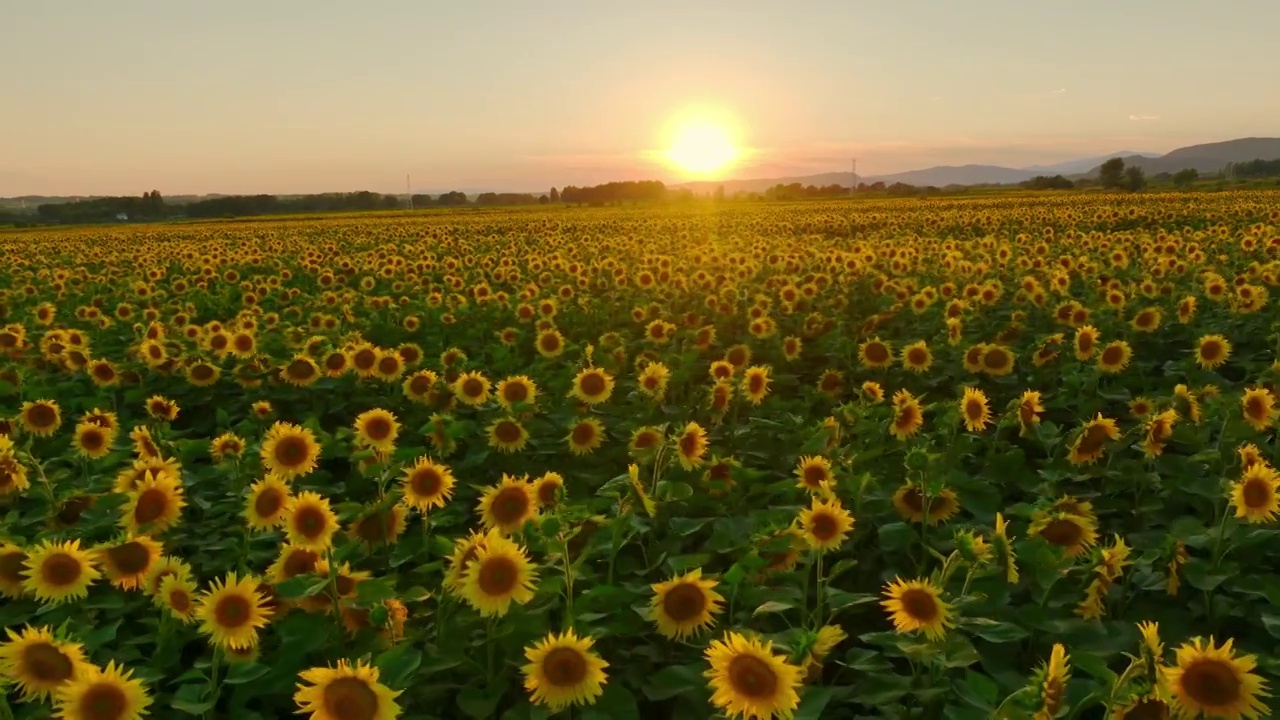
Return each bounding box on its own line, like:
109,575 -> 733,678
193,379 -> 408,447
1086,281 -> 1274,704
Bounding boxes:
1078,137 -> 1280,177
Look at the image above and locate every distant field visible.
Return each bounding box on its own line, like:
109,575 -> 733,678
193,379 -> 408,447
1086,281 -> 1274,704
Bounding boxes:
1,192 -> 1278,719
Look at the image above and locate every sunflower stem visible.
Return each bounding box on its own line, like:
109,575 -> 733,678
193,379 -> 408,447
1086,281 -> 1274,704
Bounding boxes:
814,551 -> 826,625
561,531 -> 575,631
918,494 -> 933,575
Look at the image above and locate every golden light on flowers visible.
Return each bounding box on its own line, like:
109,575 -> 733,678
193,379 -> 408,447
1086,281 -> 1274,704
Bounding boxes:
1230,463 -> 1280,523
1067,414 -> 1120,466
261,421 -> 321,479
22,539 -> 101,604
522,629 -> 610,712
570,367 -> 614,405
245,474 -> 292,530
461,531 -> 538,616
794,455 -> 833,492
284,491 -> 339,551
294,659 -> 402,720
453,370 -> 492,406
890,389 -> 924,441
740,365 -> 772,405
566,417 -> 605,456
799,497 -> 855,551
1195,334 -> 1231,369
53,660 -> 152,720
650,568 -> 724,640
0,625 -> 90,701
401,456 -> 455,512
122,469 -> 185,534
1163,637 -> 1269,719
1240,387 -> 1276,431
196,572 -> 274,650
960,387 -> 991,432
94,535 -> 162,591
881,577 -> 953,640
477,474 -> 537,534
19,398 -> 61,436
704,631 -> 802,720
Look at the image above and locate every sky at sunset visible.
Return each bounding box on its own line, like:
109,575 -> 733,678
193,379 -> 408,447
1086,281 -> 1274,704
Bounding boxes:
3,0 -> 1278,196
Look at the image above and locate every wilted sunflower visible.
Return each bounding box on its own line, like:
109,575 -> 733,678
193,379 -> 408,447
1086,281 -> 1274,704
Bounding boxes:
73,421 -> 116,460
1017,390 -> 1045,437
94,535 -> 162,591
1173,384 -> 1202,424
0,625 -> 90,701
294,659 -> 402,720
801,624 -> 848,683
196,572 -> 274,650
1195,334 -> 1231,370
1097,340 -> 1133,373
1241,387 -> 1276,431
651,568 -> 725,640
1143,410 -> 1178,457
461,532 -> 538,616
1067,414 -> 1120,466
566,417 -> 605,456
54,660 -> 151,720
882,577 -> 953,640
157,574 -> 198,623
19,398 -> 61,437
892,483 -> 960,526
890,390 -> 924,441
704,632 -> 802,720
1029,511 -> 1099,557
350,505 -> 408,546
22,539 -> 100,604
1230,464 -> 1280,523
1163,637 -> 1269,719
1035,644 -> 1071,720
453,371 -> 492,406
522,629 -> 609,713
122,470 -> 185,534
740,365 -> 772,405
261,421 -> 321,479
129,425 -> 161,459
144,395 -> 180,422
794,455 -> 833,492
861,381 -> 885,404
477,474 -> 537,534
400,456 -> 455,513
675,422 -> 709,469
284,491 -> 339,551
496,375 -> 538,411
245,474 -> 292,530
354,408 -> 399,453
960,387 -> 991,432
799,497 -> 855,551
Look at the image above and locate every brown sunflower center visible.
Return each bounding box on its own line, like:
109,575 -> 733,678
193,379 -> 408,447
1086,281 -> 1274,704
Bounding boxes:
537,480 -> 560,505
0,550 -> 27,584
294,506 -> 327,538
748,375 -> 765,394
570,423 -> 595,446
169,587 -> 192,612
633,432 -> 657,450
1245,396 -> 1267,419
411,469 -> 442,498
93,364 -> 116,381
541,647 -> 588,687
1200,342 -> 1222,361
727,654 -> 779,699
894,405 -> 919,430
1078,425 -> 1112,454
283,549 -> 320,578
1101,346 -> 1125,365
899,588 -> 939,621
492,487 -> 530,526
191,364 -> 215,381
1040,518 -> 1084,547
476,556 -> 518,596
983,348 -> 1011,370
215,594 -> 252,629
1242,478 -> 1272,509
364,417 -> 393,442
254,488 -> 285,519
323,676 -> 379,720
809,512 -> 838,541
106,542 -> 151,576
864,343 -> 889,364
495,421 -> 524,444
1180,658 -> 1241,707
274,436 -> 310,468
79,429 -> 106,452
26,403 -> 57,429
40,552 -> 84,587
287,360 -> 315,380
907,348 -> 928,365
678,433 -> 700,457
662,582 -> 708,622
461,378 -> 485,397
578,372 -> 606,397
964,399 -> 985,420
1123,698 -> 1170,720
356,511 -> 395,543
376,357 -> 399,376
727,348 -> 748,366
80,681 -> 129,720
22,641 -> 74,683
336,574 -> 356,596
802,464 -> 827,487
408,375 -> 431,394
540,334 -> 561,352
133,488 -> 168,525
353,349 -> 377,370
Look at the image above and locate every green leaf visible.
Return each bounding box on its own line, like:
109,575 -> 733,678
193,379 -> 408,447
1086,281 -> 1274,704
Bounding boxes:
580,683 -> 641,720
1261,614 -> 1280,640
354,577 -> 399,605
959,670 -> 998,708
967,619 -> 1029,643
276,575 -> 331,600
794,686 -> 835,720
753,600 -> 795,616
1071,651 -> 1118,685
641,663 -> 702,701
457,685 -> 502,719
374,643 -> 422,689
877,522 -> 916,554
223,662 -> 271,685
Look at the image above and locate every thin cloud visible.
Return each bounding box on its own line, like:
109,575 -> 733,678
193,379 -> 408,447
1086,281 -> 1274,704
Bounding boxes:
1129,114 -> 1161,121
1022,88 -> 1067,100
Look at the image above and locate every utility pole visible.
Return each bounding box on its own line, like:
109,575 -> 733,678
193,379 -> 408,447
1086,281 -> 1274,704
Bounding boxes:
850,158 -> 858,194
406,174 -> 413,210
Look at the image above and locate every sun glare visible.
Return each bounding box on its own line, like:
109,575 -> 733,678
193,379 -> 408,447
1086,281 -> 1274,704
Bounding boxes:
663,115 -> 741,178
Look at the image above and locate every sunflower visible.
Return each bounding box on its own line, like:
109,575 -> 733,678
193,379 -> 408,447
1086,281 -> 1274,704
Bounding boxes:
210,432 -> 245,463
1195,334 -> 1231,370
724,343 -> 752,368
323,350 -> 352,378
1129,396 -> 1154,419
816,369 -> 845,398
284,491 -> 339,551
533,471 -> 564,507
73,421 -> 116,460
794,455 -> 833,492
1029,511 -> 1099,557
401,369 -> 438,403
959,387 -> 991,432
709,360 -> 735,382
196,572 -> 274,650
141,554 -> 191,597
443,530 -> 490,594
261,421 -> 321,479
281,354 -> 321,387
801,624 -> 848,683
0,625 -> 90,700
477,474 -> 537,534
1241,387 -> 1276,431
535,329 -> 566,358
122,470 -> 185,534
1230,464 -> 1280,524
638,362 -> 671,400
1036,644 -> 1070,720
348,504 -> 408,547
881,577 -> 953,640
704,632 -> 802,720
1067,414 -> 1120,466
145,395 -> 179,422
294,659 -> 402,720
892,484 -> 960,526
1016,390 -> 1045,437
1098,340 -> 1133,373
740,365 -> 772,405
521,629 -> 609,712
861,381 -> 885,404
453,371 -> 492,406
708,381 -> 735,414
570,367 -> 614,405
1173,384 -> 1202,424
157,574 -> 199,623
245,474 -> 292,530
267,544 -> 321,586
1163,637 -> 1269,719
400,456 -> 455,513
1143,409 -> 1178,457
675,422 -> 709,470
890,390 -> 924,441
95,535 -> 162,591
185,359 -> 221,387
130,425 -> 161,459
19,399 -> 61,437
628,426 -> 664,459
651,568 -> 724,640
566,418 -> 605,456
1113,698 -> 1171,720
0,543 -> 28,598
372,350 -> 404,382
53,660 -> 151,720
88,359 -> 120,387
461,532 -> 538,616
979,344 -> 1015,376
799,497 -> 855,551
353,408 -> 399,454
0,439 -> 29,496
22,539 -> 100,604
496,375 -> 538,411
1074,325 -> 1100,360
901,340 -> 932,373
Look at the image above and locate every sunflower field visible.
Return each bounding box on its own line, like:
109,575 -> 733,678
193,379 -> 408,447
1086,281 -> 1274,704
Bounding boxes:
1,192 -> 1279,720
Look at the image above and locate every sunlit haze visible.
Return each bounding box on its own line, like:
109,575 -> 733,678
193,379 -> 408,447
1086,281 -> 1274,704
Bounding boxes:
3,0 -> 1278,196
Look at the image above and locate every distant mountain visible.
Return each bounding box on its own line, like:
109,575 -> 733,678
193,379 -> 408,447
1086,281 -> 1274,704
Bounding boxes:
1023,152 -> 1160,175
868,165 -> 1040,187
1078,137 -> 1280,177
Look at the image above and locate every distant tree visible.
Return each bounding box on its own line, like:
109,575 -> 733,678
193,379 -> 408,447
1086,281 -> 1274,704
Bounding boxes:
1022,175 -> 1075,190
713,184 -> 725,202
1099,158 -> 1127,189
549,187 -> 560,203
410,194 -> 433,208
538,194 -> 549,204
1172,168 -> 1199,189
1124,166 -> 1147,192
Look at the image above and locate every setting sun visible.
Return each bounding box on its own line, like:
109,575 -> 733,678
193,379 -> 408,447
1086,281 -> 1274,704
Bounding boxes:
663,114 -> 741,177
